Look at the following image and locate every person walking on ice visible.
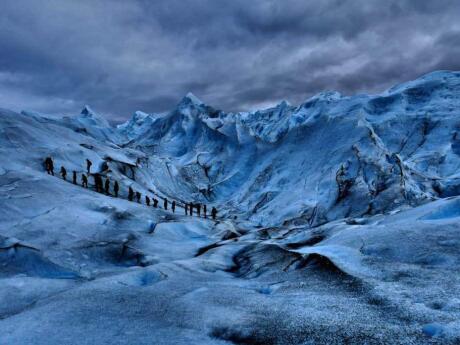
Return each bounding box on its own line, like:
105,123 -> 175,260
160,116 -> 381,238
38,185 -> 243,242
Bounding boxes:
86,159 -> 92,174
163,198 -> 168,210
211,207 -> 217,220
94,174 -> 103,193
128,186 -> 134,201
114,181 -> 119,197
44,156 -> 54,175
72,171 -> 77,185
145,195 -> 150,206
172,201 -> 176,213
104,178 -> 110,195
136,191 -> 141,203
82,174 -> 88,188
153,198 -> 158,208
60,166 -> 67,181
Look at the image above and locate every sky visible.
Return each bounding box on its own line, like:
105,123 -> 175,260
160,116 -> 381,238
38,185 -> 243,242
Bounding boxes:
1,0 -> 459,122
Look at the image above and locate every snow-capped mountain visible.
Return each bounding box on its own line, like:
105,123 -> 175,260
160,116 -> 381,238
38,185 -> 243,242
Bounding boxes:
117,71 -> 460,228
1,71 -> 460,344
116,110 -> 161,140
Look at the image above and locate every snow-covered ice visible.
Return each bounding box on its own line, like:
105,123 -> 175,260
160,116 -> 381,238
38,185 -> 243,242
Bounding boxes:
1,71 -> 460,344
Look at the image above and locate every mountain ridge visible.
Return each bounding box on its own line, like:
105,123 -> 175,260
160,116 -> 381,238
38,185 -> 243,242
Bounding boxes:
1,70 -> 460,343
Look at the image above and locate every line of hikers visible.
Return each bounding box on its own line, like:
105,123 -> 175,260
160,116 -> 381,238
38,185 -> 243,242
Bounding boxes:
44,156 -> 218,220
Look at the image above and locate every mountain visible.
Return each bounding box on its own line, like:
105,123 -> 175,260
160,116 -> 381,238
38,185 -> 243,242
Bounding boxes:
1,71 -> 460,343
117,70 -> 460,228
116,110 -> 161,140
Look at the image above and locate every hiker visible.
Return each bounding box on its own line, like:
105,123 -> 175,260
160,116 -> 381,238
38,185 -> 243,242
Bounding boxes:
153,198 -> 158,208
128,187 -> 134,201
44,157 -> 54,175
172,201 -> 176,213
104,178 -> 110,195
145,195 -> 150,206
82,174 -> 88,188
60,166 -> 67,180
113,181 -> 119,197
98,175 -> 104,193
136,191 -> 141,203
197,203 -> 201,217
93,174 -> 98,191
203,204 -> 207,218
72,171 -> 77,185
163,198 -> 168,210
94,174 -> 102,193
86,159 -> 92,174
184,203 -> 188,215
99,176 -> 104,193
211,207 -> 217,220
189,203 -> 193,216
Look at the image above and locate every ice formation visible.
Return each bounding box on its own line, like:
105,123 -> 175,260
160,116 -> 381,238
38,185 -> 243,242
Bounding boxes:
1,71 -> 459,344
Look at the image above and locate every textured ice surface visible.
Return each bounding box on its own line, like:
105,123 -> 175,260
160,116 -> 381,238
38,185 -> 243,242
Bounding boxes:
1,71 -> 460,344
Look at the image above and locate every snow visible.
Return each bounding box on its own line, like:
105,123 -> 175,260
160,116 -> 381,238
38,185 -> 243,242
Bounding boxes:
112,70 -> 460,230
185,92 -> 204,105
1,70 -> 460,343
116,110 -> 158,140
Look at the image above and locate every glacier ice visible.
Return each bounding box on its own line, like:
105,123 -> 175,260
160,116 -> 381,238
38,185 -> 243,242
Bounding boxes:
0,70 -> 460,344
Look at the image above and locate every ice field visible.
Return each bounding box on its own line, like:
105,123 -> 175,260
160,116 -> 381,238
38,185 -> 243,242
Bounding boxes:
1,71 -> 460,344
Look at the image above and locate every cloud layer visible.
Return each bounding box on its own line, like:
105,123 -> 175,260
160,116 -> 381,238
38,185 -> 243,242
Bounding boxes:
1,0 -> 459,121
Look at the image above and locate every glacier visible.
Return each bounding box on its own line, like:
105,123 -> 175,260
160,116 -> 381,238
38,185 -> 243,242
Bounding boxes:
0,70 -> 460,344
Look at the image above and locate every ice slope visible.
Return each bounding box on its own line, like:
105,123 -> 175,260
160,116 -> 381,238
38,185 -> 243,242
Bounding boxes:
116,110 -> 162,141
2,161 -> 459,343
118,71 -> 460,229
1,71 -> 460,344
21,105 -> 122,144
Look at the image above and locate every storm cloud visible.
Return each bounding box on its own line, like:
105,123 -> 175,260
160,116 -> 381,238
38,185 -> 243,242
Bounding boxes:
1,0 -> 459,121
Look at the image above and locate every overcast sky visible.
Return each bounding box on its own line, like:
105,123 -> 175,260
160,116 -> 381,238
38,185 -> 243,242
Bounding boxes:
1,0 -> 459,121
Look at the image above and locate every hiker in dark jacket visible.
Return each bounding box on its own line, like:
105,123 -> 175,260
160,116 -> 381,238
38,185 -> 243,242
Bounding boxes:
44,156 -> 54,175
86,159 -> 92,174
211,207 -> 217,220
196,203 -> 201,217
145,195 -> 150,206
60,166 -> 67,181
94,174 -> 103,193
104,178 -> 110,195
189,203 -> 193,216
114,181 -> 119,197
72,171 -> 77,185
172,201 -> 176,213
136,191 -> 141,203
153,198 -> 158,208
93,174 -> 98,192
99,175 -> 104,193
203,204 -> 207,218
82,174 -> 88,188
128,187 -> 134,201
163,198 -> 168,210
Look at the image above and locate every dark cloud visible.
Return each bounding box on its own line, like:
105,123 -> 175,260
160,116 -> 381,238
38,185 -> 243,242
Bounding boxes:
0,0 -> 459,121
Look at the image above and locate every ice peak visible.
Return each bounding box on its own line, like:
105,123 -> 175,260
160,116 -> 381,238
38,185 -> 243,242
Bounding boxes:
276,100 -> 291,109
78,105 -> 110,127
133,111 -> 150,120
181,92 -> 204,106
309,91 -> 342,102
385,70 -> 460,95
80,105 -> 95,116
